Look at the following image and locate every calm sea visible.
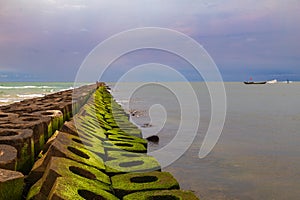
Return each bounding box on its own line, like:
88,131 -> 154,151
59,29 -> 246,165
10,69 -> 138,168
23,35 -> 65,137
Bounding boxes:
111,82 -> 300,200
0,82 -> 76,106
1,81 -> 299,199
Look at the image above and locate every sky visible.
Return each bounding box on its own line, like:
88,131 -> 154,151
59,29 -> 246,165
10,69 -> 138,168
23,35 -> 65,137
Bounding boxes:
0,0 -> 299,82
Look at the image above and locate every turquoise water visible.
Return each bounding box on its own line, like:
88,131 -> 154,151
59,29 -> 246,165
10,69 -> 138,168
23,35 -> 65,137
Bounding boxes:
111,82 -> 300,199
0,82 -> 75,106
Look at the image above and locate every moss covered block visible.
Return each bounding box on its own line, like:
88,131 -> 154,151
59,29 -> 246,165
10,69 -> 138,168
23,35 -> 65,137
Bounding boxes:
104,140 -> 147,153
118,128 -> 142,138
33,137 -> 105,173
54,131 -> 105,158
26,178 -> 46,200
0,129 -> 35,173
106,150 -> 146,161
108,134 -> 147,148
0,144 -> 17,170
74,116 -> 107,140
123,190 -> 200,200
0,118 -> 46,157
0,168 -> 24,200
105,155 -> 161,175
34,110 -> 64,132
27,157 -> 111,199
111,171 -> 179,198
48,177 -> 119,200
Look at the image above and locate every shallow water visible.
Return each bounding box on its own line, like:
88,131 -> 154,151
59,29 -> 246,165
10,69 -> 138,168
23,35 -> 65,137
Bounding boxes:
111,82 -> 300,200
0,82 -> 78,106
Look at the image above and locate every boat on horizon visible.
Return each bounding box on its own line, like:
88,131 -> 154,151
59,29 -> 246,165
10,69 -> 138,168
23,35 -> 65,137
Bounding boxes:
244,81 -> 267,84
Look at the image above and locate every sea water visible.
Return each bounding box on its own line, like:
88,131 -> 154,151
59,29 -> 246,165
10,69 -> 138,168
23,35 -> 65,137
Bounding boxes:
111,82 -> 300,200
0,82 -> 76,106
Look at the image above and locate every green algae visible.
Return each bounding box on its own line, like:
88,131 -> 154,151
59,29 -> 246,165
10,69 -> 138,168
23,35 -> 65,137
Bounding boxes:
105,155 -> 161,175
123,190 -> 200,200
48,177 -> 119,200
104,140 -> 147,153
111,171 -> 180,198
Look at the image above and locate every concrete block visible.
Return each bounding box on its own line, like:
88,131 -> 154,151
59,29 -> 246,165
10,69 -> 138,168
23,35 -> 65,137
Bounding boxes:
104,140 -> 147,153
48,177 -> 119,200
111,171 -> 180,198
0,129 -> 34,173
27,157 -> 111,199
0,168 -> 24,200
0,144 -> 17,170
108,133 -> 147,148
123,190 -> 200,200
105,154 -> 161,175
0,117 -> 48,157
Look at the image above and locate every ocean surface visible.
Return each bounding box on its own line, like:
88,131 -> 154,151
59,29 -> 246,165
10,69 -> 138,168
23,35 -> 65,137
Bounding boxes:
0,82 -> 77,106
1,81 -> 299,199
111,82 -> 300,200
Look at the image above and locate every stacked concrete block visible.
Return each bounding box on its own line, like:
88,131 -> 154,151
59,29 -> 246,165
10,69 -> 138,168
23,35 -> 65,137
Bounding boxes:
1,83 -> 199,199
0,84 -> 97,199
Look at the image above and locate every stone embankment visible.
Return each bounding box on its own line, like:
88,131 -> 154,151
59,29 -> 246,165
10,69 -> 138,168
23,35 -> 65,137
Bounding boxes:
0,83 -> 199,200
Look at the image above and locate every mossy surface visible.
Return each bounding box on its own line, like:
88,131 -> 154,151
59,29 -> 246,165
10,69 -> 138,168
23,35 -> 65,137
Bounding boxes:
123,190 -> 200,200
111,171 -> 180,198
46,157 -> 110,185
49,139 -> 105,171
106,150 -> 147,160
0,169 -> 24,200
104,140 -> 147,153
49,177 -> 119,200
108,134 -> 147,148
105,155 -> 161,175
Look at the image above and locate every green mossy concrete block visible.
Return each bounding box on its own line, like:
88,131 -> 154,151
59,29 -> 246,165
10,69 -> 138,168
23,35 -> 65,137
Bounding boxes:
0,168 -> 24,200
28,157 -> 111,198
44,139 -> 105,171
104,141 -> 147,153
111,171 -> 180,198
74,117 -> 107,140
123,190 -> 200,200
105,155 -> 161,175
26,178 -> 46,200
36,110 -> 64,132
48,177 -> 119,200
108,134 -> 147,148
0,118 -> 46,158
54,131 -> 105,158
45,157 -> 110,185
0,129 -> 35,173
106,150 -> 146,161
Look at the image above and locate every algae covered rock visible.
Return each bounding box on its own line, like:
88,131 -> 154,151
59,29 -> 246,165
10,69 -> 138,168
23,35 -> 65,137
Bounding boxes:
105,154 -> 161,175
48,177 -> 119,200
111,171 -> 180,198
0,168 -> 24,200
123,189 -> 200,200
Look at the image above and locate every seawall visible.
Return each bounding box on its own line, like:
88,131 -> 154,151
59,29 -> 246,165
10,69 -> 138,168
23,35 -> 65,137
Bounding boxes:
0,83 -> 199,199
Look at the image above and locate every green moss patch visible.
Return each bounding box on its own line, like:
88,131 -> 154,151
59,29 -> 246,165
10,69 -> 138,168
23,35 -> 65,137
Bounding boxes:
105,155 -> 161,175
123,190 -> 199,200
104,141 -> 147,153
27,157 -> 111,198
47,139 -> 105,171
0,168 -> 24,200
108,134 -> 147,148
111,171 -> 179,198
48,177 -> 119,200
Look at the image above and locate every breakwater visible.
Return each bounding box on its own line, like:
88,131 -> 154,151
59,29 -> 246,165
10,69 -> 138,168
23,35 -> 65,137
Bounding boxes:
0,83 -> 199,199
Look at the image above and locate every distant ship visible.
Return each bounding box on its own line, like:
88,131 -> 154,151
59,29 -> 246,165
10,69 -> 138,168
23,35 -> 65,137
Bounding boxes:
244,81 -> 267,84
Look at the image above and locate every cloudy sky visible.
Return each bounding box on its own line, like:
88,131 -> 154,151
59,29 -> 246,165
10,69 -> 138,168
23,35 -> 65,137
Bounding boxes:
0,0 -> 299,82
